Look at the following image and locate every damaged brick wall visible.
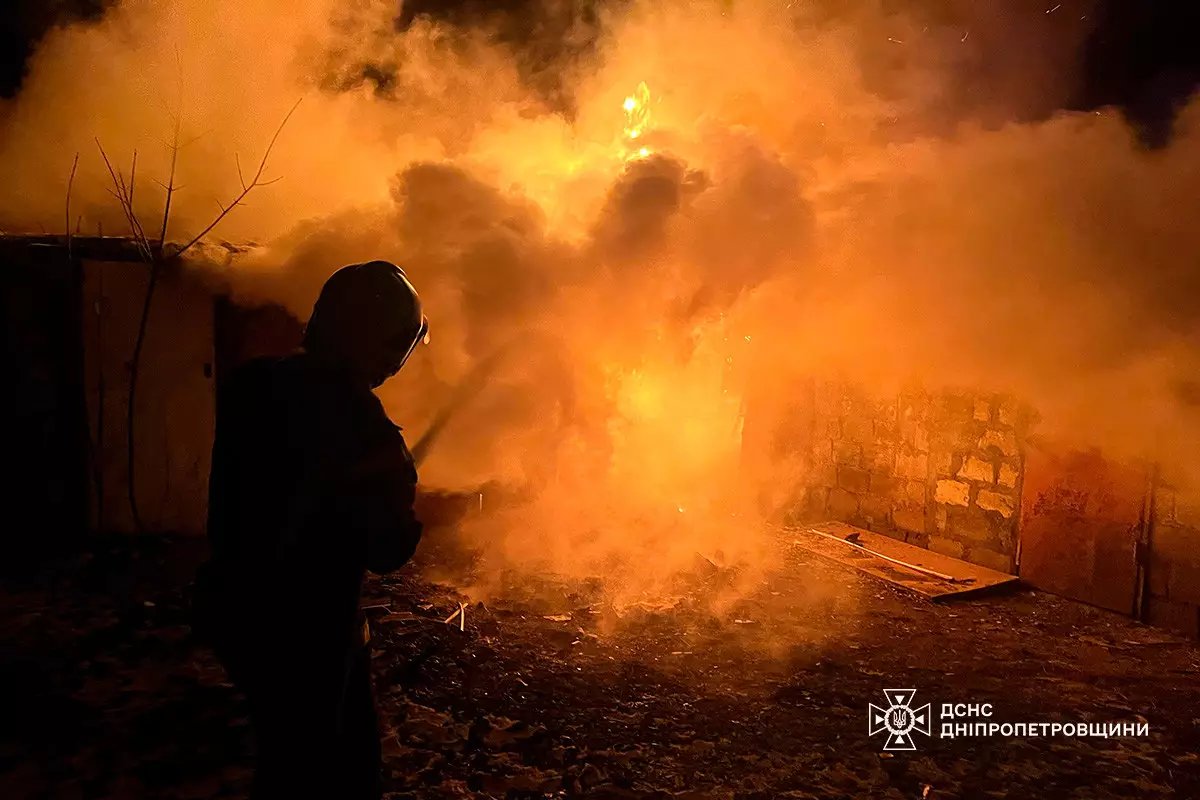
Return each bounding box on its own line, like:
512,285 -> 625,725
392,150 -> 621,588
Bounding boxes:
1148,477 -> 1200,637
927,394 -> 1029,573
794,382 -> 1031,574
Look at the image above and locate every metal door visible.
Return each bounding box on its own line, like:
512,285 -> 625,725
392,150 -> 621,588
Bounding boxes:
1018,443 -> 1149,614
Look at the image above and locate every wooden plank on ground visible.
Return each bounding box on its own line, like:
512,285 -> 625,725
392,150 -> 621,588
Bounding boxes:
786,521 -> 1020,602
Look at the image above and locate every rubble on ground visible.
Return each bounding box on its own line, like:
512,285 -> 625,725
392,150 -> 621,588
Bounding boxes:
2,538 -> 1198,799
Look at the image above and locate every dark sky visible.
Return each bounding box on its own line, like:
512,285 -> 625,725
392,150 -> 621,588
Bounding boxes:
1077,0 -> 1200,143
2,0 -> 1198,144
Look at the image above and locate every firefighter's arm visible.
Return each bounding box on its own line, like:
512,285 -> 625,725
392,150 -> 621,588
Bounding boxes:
345,435 -> 424,574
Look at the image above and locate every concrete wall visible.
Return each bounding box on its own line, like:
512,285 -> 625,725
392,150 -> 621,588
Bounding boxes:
792,382 -> 1029,574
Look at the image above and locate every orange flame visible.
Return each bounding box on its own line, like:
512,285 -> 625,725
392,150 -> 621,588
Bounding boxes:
622,81 -> 654,161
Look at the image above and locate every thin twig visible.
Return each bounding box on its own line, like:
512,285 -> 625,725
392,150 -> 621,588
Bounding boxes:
128,150 -> 137,214
181,129 -> 209,148
65,153 -> 79,261
95,140 -> 153,262
441,603 -> 468,631
157,111 -> 181,255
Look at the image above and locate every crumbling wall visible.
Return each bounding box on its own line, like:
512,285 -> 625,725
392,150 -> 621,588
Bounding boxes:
1147,476 -> 1200,637
795,382 -> 1030,574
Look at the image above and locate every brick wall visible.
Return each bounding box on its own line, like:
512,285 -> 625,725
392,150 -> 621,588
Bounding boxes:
927,393 -> 1028,573
1147,476 -> 1200,637
793,382 -> 1031,574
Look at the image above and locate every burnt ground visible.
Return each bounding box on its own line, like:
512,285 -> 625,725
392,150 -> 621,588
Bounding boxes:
2,533 -> 1199,800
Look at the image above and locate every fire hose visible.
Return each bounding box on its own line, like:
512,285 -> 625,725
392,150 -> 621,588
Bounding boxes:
408,344 -> 515,468
407,330 -> 577,467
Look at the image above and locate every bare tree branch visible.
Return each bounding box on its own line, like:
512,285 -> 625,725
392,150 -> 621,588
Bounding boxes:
91,87 -> 301,534
96,139 -> 151,531
175,97 -> 302,257
102,49 -> 186,535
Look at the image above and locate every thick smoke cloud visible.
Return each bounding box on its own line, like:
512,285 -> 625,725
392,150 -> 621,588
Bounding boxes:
1,0 -> 1198,607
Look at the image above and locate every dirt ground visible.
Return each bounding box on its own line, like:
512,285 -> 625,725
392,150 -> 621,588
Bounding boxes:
2,532 -> 1199,800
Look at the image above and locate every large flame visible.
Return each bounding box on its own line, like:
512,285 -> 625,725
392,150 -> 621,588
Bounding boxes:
622,81 -> 653,160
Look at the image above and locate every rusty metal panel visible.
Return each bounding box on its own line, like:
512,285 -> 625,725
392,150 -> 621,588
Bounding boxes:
1018,445 -> 1148,614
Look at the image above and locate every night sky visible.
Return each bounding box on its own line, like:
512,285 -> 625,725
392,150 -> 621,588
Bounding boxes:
1,0 -> 1198,144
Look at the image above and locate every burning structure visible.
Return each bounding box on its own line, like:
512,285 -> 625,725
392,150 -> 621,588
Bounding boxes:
4,0 -> 1199,631
3,1 -> 1200,796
